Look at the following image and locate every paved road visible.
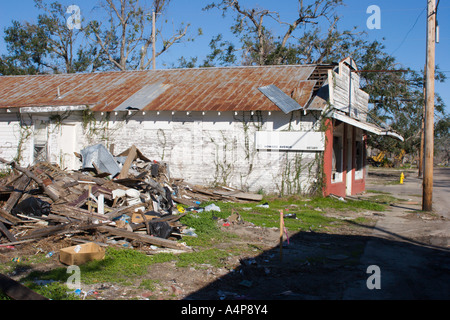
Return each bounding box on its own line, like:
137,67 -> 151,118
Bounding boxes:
343,167 -> 450,299
432,167 -> 450,219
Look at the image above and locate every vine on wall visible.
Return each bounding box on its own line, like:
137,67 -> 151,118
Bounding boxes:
13,114 -> 33,164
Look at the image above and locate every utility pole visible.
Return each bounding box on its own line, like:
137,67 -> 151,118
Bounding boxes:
418,65 -> 426,178
423,0 -> 436,211
152,10 -> 156,70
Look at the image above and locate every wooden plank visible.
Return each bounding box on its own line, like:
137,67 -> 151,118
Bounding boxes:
51,204 -> 112,222
212,190 -> 263,202
0,221 -> 16,242
18,223 -> 75,240
0,158 -> 59,202
0,208 -> 21,225
97,226 -> 191,251
2,175 -> 31,213
0,273 -> 49,300
117,145 -> 137,180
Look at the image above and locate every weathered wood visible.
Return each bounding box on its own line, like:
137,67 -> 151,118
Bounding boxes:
105,203 -> 145,220
117,145 -> 137,180
97,226 -> 191,251
172,196 -> 196,207
2,175 -> 31,213
18,223 -> 75,240
0,208 -> 21,225
68,185 -> 112,208
51,204 -> 112,222
0,273 -> 49,300
0,221 -> 16,242
212,190 -> 263,202
0,158 -> 59,202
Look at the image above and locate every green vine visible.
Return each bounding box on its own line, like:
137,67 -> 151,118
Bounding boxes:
209,131 -> 234,187
81,110 -> 126,148
13,114 -> 33,164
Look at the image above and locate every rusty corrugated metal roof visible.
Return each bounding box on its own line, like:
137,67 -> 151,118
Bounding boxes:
0,65 -> 328,112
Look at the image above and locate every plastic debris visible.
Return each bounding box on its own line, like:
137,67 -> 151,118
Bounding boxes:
205,204 -> 221,212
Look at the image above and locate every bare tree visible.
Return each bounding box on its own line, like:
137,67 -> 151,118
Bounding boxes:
204,0 -> 345,66
86,0 -> 193,71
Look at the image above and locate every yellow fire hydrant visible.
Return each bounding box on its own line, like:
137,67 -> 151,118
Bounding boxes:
400,172 -> 404,184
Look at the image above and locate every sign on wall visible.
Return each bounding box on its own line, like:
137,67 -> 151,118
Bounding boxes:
255,131 -> 325,151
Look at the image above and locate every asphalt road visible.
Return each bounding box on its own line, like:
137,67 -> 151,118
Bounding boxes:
343,167 -> 450,300
432,167 -> 450,219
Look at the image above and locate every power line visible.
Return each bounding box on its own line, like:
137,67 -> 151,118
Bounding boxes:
391,6 -> 427,56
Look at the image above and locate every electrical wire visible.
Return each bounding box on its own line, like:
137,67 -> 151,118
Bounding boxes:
391,5 -> 427,56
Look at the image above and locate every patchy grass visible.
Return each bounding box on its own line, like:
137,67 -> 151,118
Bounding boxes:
182,195 -> 386,234
366,189 -> 391,195
2,195 -> 389,300
365,194 -> 407,205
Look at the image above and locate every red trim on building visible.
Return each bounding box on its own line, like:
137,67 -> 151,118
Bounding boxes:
323,119 -> 367,198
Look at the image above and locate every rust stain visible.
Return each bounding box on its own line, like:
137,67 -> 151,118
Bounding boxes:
0,65 -> 328,112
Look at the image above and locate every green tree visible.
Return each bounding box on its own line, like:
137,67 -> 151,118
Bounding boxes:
1,0 -> 98,75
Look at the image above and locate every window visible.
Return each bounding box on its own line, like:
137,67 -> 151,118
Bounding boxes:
355,140 -> 364,180
332,135 -> 343,183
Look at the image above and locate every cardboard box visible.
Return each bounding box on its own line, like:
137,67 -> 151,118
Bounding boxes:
59,242 -> 105,266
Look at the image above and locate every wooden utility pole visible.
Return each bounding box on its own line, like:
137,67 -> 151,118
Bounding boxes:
152,10 -> 156,70
423,0 -> 436,211
418,65 -> 426,178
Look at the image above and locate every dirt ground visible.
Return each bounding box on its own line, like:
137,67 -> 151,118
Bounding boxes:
1,167 -> 449,300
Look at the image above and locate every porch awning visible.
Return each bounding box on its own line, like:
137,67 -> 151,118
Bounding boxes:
330,111 -> 404,141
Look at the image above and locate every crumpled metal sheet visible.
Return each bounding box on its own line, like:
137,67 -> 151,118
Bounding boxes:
80,144 -> 121,177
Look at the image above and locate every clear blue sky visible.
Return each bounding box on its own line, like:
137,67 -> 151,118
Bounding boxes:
0,0 -> 449,113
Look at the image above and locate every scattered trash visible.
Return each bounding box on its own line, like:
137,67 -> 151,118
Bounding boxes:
0,146 -> 263,256
12,197 -> 51,217
329,194 -> 346,202
205,204 -> 221,212
181,228 -> 197,237
256,202 -> 269,208
149,221 -> 173,239
59,242 -> 106,266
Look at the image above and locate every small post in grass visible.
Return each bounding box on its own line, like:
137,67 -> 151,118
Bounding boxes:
279,210 -> 284,261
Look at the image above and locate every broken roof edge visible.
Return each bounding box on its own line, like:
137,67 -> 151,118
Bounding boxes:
329,110 -> 404,142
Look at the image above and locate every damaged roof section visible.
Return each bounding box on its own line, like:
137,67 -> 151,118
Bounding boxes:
258,82 -> 315,114
0,65 -> 328,113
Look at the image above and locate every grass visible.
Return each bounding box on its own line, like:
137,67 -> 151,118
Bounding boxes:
2,194 -> 389,300
365,194 -> 407,205
183,195 -> 386,234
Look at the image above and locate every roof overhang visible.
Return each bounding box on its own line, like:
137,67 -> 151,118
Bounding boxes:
330,110 -> 404,141
19,105 -> 89,114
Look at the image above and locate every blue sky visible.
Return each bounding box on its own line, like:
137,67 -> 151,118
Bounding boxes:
0,0 -> 449,113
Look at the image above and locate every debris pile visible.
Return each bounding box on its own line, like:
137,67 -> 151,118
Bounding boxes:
0,145 -> 263,257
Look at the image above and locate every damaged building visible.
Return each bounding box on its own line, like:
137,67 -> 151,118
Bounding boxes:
0,57 -> 402,198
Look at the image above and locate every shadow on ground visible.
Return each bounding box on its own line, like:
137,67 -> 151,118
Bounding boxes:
183,225 -> 450,300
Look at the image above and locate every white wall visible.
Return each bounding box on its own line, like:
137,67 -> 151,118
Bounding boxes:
0,109 -> 323,195
0,113 -> 33,170
103,110 -> 322,195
